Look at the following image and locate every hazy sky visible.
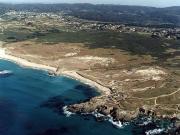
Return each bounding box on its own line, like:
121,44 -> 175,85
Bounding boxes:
0,0 -> 179,7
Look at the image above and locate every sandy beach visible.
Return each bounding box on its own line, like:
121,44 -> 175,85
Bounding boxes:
60,70 -> 111,95
0,48 -> 57,72
0,47 -> 111,95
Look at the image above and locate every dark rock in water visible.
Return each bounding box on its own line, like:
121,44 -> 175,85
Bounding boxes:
95,116 -> 105,122
173,120 -> 180,134
0,71 -> 13,78
175,127 -> 180,134
74,84 -> 99,98
132,128 -> 145,135
40,96 -> 66,113
48,72 -> 56,76
133,122 -> 158,135
84,117 -> 90,121
164,126 -> 180,135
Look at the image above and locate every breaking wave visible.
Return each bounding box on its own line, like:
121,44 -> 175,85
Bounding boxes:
62,106 -> 75,117
145,128 -> 165,135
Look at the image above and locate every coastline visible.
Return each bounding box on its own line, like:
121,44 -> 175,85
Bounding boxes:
0,48 -> 179,133
59,70 -> 111,95
0,48 -> 57,72
0,47 -> 111,96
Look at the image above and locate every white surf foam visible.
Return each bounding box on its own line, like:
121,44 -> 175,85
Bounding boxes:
92,111 -> 124,128
62,107 -> 125,128
138,117 -> 153,126
145,128 -> 165,135
108,116 -> 123,128
62,106 -> 75,117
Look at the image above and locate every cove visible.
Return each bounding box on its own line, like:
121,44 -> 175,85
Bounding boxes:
0,60 -> 173,135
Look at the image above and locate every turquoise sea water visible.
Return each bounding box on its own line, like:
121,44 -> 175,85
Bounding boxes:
0,60 -> 172,135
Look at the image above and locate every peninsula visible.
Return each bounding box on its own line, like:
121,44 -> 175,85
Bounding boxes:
0,4 -> 179,133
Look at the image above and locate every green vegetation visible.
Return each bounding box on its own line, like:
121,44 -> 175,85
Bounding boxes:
36,31 -> 180,60
1,26 -> 179,62
0,29 -> 33,42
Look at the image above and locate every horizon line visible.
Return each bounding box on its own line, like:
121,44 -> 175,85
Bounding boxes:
0,2 -> 179,8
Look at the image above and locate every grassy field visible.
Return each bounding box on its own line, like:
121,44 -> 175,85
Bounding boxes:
0,29 -> 33,42
1,27 -> 179,67
35,31 -> 180,61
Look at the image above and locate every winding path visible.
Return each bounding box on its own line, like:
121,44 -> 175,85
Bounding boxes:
131,88 -> 180,109
132,88 -> 180,101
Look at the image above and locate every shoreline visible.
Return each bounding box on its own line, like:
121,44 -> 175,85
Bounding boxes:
59,70 -> 111,95
0,48 -> 57,72
0,48 -> 179,133
0,47 -> 111,96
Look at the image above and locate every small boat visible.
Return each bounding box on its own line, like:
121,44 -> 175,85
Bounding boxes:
0,70 -> 13,77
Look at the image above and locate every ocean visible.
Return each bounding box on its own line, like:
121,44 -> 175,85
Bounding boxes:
0,60 -> 172,135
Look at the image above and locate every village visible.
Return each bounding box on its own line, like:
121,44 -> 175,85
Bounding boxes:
1,10 -> 180,40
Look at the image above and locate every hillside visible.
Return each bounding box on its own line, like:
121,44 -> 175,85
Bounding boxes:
1,4 -> 180,27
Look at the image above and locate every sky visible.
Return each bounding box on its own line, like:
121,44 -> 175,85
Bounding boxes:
0,0 -> 180,7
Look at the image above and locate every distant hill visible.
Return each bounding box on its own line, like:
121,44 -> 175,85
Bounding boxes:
1,3 -> 180,27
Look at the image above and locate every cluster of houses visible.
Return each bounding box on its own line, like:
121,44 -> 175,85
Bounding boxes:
1,11 -> 180,40
64,15 -> 180,40
151,29 -> 180,39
